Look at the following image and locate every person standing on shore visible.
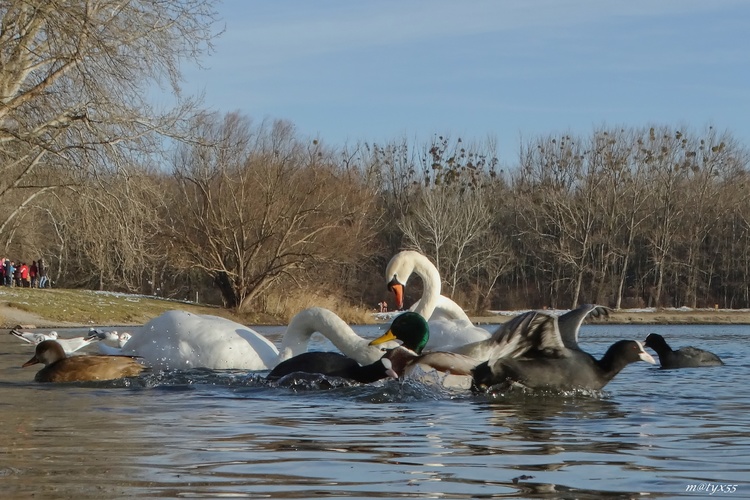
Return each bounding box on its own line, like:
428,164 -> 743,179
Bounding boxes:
30,261 -> 38,288
20,262 -> 29,287
4,259 -> 12,286
38,258 -> 48,288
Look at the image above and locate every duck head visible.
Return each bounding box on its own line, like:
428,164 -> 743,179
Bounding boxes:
369,312 -> 429,354
22,340 -> 67,367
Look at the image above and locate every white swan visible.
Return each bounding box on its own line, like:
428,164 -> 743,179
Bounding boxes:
278,307 -> 387,365
385,250 -> 490,348
96,307 -> 387,371
106,310 -> 279,370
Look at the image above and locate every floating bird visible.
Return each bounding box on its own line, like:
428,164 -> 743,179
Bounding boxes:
10,329 -> 58,345
644,333 -> 724,369
87,329 -> 132,354
22,340 -> 146,383
370,312 -> 480,388
385,250 -> 491,348
10,329 -> 98,354
471,310 -> 655,392
453,304 -> 611,362
277,307 -> 387,365
107,310 -> 279,370
267,351 -> 396,384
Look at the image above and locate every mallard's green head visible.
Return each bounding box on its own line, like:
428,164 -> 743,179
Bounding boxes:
369,312 -> 429,354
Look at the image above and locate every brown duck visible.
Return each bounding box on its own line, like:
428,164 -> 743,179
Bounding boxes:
23,340 -> 146,383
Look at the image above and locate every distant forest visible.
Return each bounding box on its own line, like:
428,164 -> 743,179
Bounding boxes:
6,115 -> 750,316
3,3 -> 749,318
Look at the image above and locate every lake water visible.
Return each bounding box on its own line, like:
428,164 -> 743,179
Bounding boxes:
0,322 -> 748,499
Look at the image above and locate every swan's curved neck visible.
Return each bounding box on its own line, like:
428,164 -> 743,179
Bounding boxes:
278,307 -> 383,365
406,254 -> 442,320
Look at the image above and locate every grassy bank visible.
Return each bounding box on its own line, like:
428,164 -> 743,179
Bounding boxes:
0,288 -> 251,328
3,287 -> 750,328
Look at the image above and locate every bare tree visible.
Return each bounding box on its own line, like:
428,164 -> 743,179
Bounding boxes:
0,0 -> 218,231
515,134 -> 603,308
168,113 -> 379,312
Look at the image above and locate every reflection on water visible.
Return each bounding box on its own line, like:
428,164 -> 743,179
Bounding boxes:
1,324 -> 749,498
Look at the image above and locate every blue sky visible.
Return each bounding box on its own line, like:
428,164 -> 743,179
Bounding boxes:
181,0 -> 750,163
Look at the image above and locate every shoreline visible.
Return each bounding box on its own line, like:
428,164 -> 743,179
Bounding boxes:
5,303 -> 750,330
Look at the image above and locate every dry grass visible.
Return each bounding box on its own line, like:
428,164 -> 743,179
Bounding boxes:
257,290 -> 377,325
0,288 -> 240,327
0,287 -> 377,328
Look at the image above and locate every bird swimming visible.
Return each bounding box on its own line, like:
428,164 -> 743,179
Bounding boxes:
10,329 -> 99,355
644,333 -> 724,369
86,329 -> 132,355
452,303 -> 611,362
471,308 -> 656,392
100,310 -> 280,370
22,340 -> 146,383
369,312 -> 480,388
267,351 -> 396,384
385,250 -> 491,348
10,329 -> 58,345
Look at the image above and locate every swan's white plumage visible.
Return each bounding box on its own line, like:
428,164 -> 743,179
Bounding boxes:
111,310 -> 279,370
386,251 -> 490,348
97,307 -> 388,371
278,307 -> 386,365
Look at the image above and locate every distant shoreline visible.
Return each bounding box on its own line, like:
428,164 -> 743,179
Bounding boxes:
5,300 -> 750,329
377,308 -> 750,325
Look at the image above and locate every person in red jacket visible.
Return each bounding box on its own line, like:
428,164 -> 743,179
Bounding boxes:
20,262 -> 30,287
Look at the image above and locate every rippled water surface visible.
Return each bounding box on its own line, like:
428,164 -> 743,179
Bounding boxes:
1,323 -> 748,499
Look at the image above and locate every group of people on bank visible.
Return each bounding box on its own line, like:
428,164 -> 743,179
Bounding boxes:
1,257 -> 49,288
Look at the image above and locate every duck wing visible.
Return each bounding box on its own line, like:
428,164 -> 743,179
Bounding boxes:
479,311 -> 567,360
413,351 -> 480,376
557,304 -> 610,351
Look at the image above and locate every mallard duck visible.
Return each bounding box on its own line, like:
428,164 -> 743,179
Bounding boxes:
369,312 -> 480,388
471,310 -> 655,392
385,250 -> 490,348
644,333 -> 724,369
22,340 -> 146,383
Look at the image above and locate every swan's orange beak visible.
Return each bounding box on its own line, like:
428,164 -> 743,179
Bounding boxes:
369,329 -> 398,346
388,279 -> 404,310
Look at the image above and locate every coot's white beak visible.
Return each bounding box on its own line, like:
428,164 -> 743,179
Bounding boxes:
635,341 -> 656,364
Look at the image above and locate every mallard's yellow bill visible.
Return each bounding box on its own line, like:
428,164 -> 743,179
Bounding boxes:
369,330 -> 397,346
